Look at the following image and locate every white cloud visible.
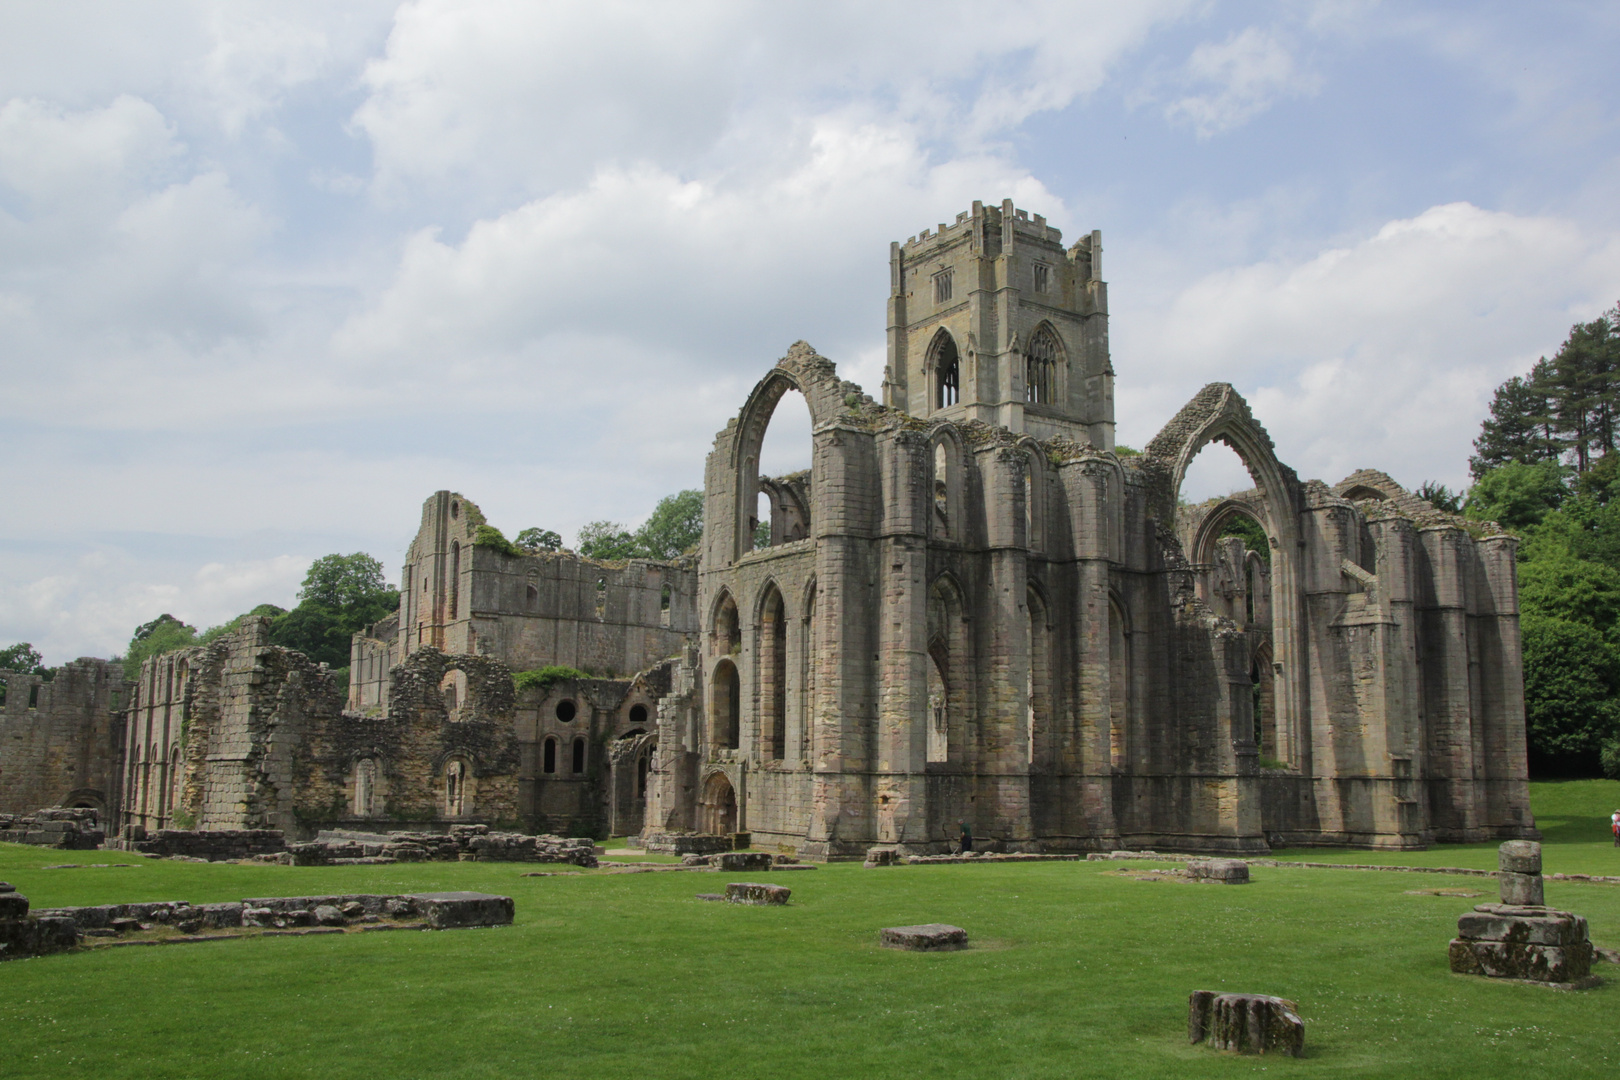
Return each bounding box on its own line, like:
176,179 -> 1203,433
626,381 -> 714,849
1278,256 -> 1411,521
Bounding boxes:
0,95 -> 179,204
354,0 -> 1189,202
0,548 -> 309,663
1164,26 -> 1321,138
1123,202 -> 1620,496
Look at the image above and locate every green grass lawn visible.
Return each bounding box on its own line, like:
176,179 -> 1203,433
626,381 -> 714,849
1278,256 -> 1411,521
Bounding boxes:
1,784 -> 1617,1080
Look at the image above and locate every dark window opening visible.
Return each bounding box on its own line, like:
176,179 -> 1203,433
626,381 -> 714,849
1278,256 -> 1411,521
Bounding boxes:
629,703 -> 648,725
526,583 -> 538,606
637,753 -> 649,798
571,737 -> 586,774
556,699 -> 577,722
543,738 -> 557,774
933,269 -> 953,304
28,684 -> 40,709
1033,263 -> 1050,293
931,331 -> 960,409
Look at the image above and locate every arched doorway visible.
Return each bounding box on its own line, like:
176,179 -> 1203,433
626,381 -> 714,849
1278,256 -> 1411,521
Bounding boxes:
699,773 -> 737,836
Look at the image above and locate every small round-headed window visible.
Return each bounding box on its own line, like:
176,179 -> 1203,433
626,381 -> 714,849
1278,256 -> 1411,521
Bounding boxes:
451,500 -> 460,519
555,699 -> 577,722
629,703 -> 648,725
571,737 -> 586,774
543,737 -> 558,774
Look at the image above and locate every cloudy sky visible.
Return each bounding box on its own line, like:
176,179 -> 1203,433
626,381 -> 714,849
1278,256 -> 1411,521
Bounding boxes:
4,1 -> 1619,664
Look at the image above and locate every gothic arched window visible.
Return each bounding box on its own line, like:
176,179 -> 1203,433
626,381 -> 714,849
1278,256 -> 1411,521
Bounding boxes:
930,330 -> 960,410
1026,324 -> 1061,405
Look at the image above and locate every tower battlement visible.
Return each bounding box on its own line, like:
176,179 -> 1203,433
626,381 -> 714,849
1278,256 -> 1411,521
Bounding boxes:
884,199 -> 1112,446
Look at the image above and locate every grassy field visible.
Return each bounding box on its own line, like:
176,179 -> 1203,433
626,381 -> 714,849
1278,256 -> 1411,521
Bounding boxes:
0,782 -> 1616,1080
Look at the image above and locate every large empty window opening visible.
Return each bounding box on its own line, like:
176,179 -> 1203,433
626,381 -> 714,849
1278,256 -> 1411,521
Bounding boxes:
760,587 -> 787,760
747,386 -> 813,555
930,330 -> 960,410
711,659 -> 741,750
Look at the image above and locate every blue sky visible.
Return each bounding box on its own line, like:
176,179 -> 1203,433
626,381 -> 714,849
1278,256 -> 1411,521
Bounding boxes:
3,1 -> 1619,664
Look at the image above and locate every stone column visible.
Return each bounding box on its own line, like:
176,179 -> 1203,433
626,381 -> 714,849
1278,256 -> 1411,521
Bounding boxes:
978,444 -> 1032,846
874,429 -> 931,847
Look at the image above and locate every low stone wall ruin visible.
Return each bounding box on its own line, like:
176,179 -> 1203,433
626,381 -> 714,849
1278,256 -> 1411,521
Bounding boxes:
642,833 -> 733,856
282,825 -> 597,867
111,826 -> 287,861
0,808 -> 104,849
3,888 -> 515,960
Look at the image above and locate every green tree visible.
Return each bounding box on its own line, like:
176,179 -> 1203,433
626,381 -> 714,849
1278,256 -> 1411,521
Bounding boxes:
1517,552 -> 1620,633
576,521 -> 639,560
297,553 -> 390,610
1470,359 -> 1561,478
1413,481 -> 1464,514
267,554 -> 398,669
1216,514 -> 1270,564
1521,613 -> 1620,761
634,489 -> 703,559
121,615 -> 198,679
197,604 -> 288,645
514,528 -> 562,552
0,642 -> 46,675
1463,460 -> 1569,530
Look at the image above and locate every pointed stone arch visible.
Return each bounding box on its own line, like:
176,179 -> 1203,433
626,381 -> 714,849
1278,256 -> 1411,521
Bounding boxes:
754,579 -> 788,761
927,328 -> 960,410
728,343 -> 862,561
929,422 -> 968,542
1024,320 -> 1064,406
927,573 -> 971,766
1144,383 -> 1304,769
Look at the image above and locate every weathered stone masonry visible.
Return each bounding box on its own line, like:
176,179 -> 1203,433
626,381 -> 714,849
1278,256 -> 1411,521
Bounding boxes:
646,200 -> 1536,858
10,199 -> 1536,859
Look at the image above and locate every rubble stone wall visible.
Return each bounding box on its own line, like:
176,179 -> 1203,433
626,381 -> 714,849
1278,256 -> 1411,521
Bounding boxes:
0,659 -> 125,815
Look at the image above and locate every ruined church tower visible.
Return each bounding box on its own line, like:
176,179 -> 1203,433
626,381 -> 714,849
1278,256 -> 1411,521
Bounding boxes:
883,198 -> 1114,448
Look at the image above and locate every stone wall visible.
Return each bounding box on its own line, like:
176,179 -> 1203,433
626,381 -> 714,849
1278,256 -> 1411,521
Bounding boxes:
0,659 -> 125,815
362,491 -> 697,716
655,208 -> 1537,859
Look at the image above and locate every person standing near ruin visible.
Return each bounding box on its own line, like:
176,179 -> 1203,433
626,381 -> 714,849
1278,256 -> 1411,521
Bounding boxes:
958,820 -> 972,854
1611,809 -> 1619,847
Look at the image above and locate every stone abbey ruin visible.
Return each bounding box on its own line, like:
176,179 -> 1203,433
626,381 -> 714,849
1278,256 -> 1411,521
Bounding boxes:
1,199 -> 1537,858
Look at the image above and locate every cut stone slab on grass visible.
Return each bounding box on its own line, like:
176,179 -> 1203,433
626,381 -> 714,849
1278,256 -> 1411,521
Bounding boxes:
723,882 -> 790,905
881,924 -> 968,951
1187,859 -> 1250,884
1188,991 -> 1304,1056
406,892 -> 515,928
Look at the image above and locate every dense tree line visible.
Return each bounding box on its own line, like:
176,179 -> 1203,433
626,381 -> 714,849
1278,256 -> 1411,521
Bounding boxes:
1467,301 -> 1620,778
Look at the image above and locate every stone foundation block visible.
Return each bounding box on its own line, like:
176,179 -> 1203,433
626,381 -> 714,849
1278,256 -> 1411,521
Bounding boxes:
0,893 -> 29,920
1449,938 -> 1592,983
880,924 -> 968,951
715,852 -> 774,871
1188,991 -> 1303,1056
1456,910 -> 1587,948
723,882 -> 790,905
1499,872 -> 1544,906
406,892 -> 515,928
0,915 -> 79,959
1187,859 -> 1250,884
863,848 -> 901,867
